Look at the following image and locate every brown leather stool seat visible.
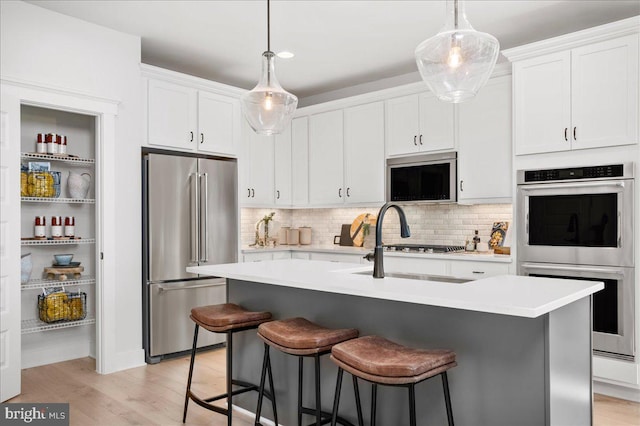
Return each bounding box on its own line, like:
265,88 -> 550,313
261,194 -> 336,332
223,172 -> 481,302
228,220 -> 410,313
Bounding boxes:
329,336 -> 457,426
183,303 -> 275,426
258,317 -> 359,355
254,317 -> 359,426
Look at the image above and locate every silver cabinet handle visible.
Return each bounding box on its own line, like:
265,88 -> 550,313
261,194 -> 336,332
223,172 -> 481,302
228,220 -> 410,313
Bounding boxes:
573,127 -> 577,140
419,134 -> 423,145
276,190 -> 280,199
460,180 -> 464,192
346,187 -> 350,197
251,188 -> 255,198
472,271 -> 485,275
338,188 -> 342,198
190,173 -> 199,263
200,133 -> 204,144
564,128 -> 568,141
200,173 -> 209,262
413,135 -> 417,146
248,188 -> 251,198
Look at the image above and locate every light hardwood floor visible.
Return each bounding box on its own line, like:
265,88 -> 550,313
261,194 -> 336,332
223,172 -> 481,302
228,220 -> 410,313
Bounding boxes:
8,348 -> 640,425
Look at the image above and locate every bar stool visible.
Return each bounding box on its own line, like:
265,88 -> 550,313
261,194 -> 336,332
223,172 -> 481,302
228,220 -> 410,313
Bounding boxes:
255,317 -> 359,426
329,335 -> 457,426
183,303 -> 275,426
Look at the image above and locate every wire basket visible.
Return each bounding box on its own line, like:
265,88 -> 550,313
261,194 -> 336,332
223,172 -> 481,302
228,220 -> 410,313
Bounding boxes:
38,291 -> 86,323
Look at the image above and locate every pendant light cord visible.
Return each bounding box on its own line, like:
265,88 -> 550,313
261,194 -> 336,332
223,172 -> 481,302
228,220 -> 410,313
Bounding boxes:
454,0 -> 458,29
267,0 -> 271,52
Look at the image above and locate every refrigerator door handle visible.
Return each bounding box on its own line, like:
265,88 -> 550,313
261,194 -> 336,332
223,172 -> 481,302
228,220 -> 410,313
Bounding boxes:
190,172 -> 199,263
200,172 -> 209,263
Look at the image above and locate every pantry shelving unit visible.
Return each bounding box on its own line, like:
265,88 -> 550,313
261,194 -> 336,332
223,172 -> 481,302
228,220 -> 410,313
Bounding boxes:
19,104 -> 98,369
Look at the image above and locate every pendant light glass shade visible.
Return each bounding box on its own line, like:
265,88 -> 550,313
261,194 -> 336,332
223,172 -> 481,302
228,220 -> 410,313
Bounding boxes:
415,0 -> 499,103
241,51 -> 298,135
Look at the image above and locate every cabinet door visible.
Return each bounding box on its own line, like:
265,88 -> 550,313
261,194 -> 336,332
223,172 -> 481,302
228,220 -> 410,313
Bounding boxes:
243,123 -> 274,206
148,79 -> 197,150
385,95 -> 420,156
197,91 -> 238,156
458,76 -> 512,203
291,117 -> 309,206
274,123 -> 292,205
308,110 -> 344,205
344,102 -> 385,204
571,34 -> 638,150
418,92 -> 455,152
513,51 -> 571,155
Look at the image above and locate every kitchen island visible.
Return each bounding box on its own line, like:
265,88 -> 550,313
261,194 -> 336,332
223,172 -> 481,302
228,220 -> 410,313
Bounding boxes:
188,259 -> 603,425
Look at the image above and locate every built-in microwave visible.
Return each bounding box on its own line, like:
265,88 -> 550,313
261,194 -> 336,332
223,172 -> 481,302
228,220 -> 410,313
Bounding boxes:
387,152 -> 457,203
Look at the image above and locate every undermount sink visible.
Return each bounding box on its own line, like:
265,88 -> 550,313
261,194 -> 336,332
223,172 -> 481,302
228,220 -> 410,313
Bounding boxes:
353,270 -> 472,284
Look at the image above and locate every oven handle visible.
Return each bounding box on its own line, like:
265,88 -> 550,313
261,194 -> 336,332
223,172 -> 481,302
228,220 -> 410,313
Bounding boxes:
520,263 -> 625,276
519,181 -> 626,191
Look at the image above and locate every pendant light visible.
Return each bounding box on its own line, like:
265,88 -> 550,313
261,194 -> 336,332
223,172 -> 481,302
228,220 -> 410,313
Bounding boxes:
415,0 -> 499,103
241,0 -> 298,135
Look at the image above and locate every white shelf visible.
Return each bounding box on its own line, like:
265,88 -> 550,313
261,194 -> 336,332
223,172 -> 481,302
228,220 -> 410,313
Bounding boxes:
21,152 -> 95,165
21,238 -> 95,246
21,316 -> 95,334
21,197 -> 95,204
21,277 -> 96,291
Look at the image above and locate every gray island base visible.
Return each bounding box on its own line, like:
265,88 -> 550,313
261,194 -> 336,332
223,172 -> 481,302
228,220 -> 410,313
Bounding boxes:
187,260 -> 601,426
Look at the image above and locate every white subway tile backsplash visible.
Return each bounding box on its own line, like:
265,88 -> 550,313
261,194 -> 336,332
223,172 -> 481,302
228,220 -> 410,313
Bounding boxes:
242,204 -> 513,247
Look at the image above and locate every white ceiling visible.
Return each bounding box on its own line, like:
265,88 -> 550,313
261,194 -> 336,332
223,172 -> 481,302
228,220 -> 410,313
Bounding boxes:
27,1 -> 640,103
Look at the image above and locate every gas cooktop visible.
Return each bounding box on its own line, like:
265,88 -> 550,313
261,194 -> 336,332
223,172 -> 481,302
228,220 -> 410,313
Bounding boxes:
384,244 -> 465,254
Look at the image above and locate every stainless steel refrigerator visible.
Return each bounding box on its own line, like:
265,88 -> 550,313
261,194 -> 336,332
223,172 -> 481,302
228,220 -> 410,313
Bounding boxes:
142,150 -> 238,363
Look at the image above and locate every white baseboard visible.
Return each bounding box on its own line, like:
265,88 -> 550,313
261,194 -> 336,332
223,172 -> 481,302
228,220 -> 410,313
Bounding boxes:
112,348 -> 146,373
594,380 -> 640,402
22,342 -> 91,369
232,403 -> 279,426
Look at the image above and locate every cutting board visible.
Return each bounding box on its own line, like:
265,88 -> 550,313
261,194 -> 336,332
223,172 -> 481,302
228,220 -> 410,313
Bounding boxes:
350,213 -> 377,247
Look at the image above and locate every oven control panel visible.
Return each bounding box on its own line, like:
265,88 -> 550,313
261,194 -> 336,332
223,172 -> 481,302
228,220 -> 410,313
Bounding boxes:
523,164 -> 624,183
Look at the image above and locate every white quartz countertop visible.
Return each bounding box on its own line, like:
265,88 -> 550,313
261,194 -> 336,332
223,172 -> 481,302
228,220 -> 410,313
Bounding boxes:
188,259 -> 602,318
242,245 -> 512,263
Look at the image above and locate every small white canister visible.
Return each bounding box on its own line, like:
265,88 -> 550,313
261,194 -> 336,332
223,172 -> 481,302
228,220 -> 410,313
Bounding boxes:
278,226 -> 290,245
287,228 -> 300,245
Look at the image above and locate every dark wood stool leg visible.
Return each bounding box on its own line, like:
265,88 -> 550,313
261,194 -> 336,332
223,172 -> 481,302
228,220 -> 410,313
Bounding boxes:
183,324 -> 199,423
409,383 -> 417,426
227,331 -> 233,426
442,372 -> 454,426
352,376 -> 363,426
330,367 -> 344,426
255,343 -> 269,425
314,354 -> 322,426
298,357 -> 304,426
370,383 -> 377,426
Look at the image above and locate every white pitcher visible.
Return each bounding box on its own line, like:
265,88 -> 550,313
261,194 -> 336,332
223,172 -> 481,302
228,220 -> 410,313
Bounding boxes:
67,171 -> 91,199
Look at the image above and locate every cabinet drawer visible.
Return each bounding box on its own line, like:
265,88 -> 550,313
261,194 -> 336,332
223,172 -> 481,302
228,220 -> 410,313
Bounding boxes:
450,261 -> 510,279
309,252 -> 362,264
384,256 -> 447,276
242,252 -> 273,262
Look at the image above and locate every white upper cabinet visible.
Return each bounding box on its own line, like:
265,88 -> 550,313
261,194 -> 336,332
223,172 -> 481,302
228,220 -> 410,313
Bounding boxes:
385,92 -> 455,157
512,34 -> 638,155
309,110 -> 344,205
343,102 -> 385,204
148,79 -> 197,150
242,122 -> 274,206
146,78 -> 239,156
197,91 -> 239,155
274,123 -> 292,206
458,76 -> 512,203
291,117 -> 309,206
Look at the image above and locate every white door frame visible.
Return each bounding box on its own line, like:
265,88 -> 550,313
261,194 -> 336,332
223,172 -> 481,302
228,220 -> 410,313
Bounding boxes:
0,80 -> 119,401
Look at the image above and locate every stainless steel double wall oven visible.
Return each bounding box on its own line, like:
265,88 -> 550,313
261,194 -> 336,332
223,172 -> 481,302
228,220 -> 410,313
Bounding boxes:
517,163 -> 635,360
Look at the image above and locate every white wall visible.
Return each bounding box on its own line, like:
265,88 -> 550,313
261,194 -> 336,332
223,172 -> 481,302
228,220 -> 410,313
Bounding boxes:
1,1 -> 144,371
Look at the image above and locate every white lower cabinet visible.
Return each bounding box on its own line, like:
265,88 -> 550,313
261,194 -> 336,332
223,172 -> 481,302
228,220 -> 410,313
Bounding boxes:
449,260 -> 510,279
308,252 -> 364,264
243,252 -> 277,262
384,256 -> 448,276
